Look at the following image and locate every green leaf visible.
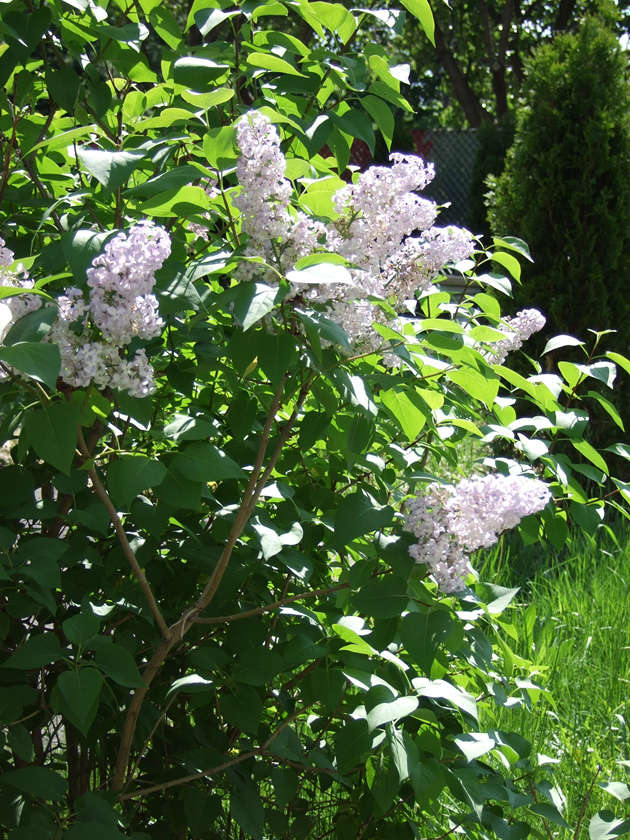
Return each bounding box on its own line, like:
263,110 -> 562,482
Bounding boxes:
333,492 -> 394,547
335,719 -> 373,774
153,469 -> 203,510
286,263 -> 352,287
401,611 -> 454,676
606,351 -> 630,377
57,668 -> 103,734
0,767 -> 67,801
572,439 -> 609,475
172,442 -> 246,482
220,685 -> 263,734
233,648 -> 284,686
0,342 -> 60,390
164,414 -> 218,442
64,824 -> 129,840
365,685 -> 419,732
230,787 -> 265,840
173,57 -> 230,90
257,333 -> 300,386
140,185 -> 211,217
4,306 -> 57,345
24,402 -> 78,474
107,456 -> 168,507
361,94 -> 394,149
3,634 -> 63,669
542,334 -> 585,355
380,389 -> 427,441
124,164 -> 201,197
589,812 -> 630,840
77,148 -> 145,193
490,251 -> 521,281
308,668 -> 346,711
352,575 -> 408,619
413,678 -> 478,722
7,724 -> 34,763
529,803 -> 570,829
233,282 -> 285,330
46,66 -> 81,113
448,367 -> 499,410
246,51 -> 305,76
63,611 -> 100,647
203,126 -> 238,169
397,0 -> 434,42
95,644 -> 146,688
599,783 -> 630,802
271,767 -> 300,808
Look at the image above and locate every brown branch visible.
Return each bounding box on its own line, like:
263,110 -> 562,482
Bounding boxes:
112,376 -> 312,792
77,428 -> 171,641
192,582 -> 349,624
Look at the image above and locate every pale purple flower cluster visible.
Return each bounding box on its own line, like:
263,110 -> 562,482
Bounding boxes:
233,113 -> 324,281
405,474 -> 551,592
0,237 -> 43,336
48,222 -> 170,397
232,112 -> 475,352
488,308 -> 546,365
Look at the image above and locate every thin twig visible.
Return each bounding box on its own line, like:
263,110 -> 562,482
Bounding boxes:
191,582 -> 349,624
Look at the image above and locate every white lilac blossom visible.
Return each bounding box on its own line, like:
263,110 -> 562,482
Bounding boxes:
0,237 -> 42,337
232,111 -> 475,355
48,222 -> 170,397
488,308 -> 546,365
405,474 -> 551,592
233,113 -> 324,282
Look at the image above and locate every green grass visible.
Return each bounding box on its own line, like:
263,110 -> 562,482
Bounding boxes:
478,529 -> 630,828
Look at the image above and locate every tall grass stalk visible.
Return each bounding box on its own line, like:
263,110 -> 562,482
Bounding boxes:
479,530 -> 630,827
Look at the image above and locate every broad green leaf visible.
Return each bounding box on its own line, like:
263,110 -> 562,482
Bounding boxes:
233,648 -> 284,685
572,439 -> 609,474
599,783 -> 630,802
590,812 -> 630,840
413,677 -> 479,722
4,306 -> 57,345
542,334 -> 585,355
220,685 -> 263,734
173,442 -> 246,482
0,767 -> 67,801
308,668 -> 346,711
107,455 -> 167,507
173,57 -> 230,90
335,719 -> 373,774
164,414 -> 217,442
203,125 -> 238,169
490,251 -> 521,281
124,164 -> 201,197
140,185 -> 211,217
95,644 -> 146,688
64,823 -> 128,840
380,389 -> 427,441
365,685 -> 418,731
24,402 -> 78,474
63,611 -> 100,647
397,0 -> 434,42
0,342 -> 60,390
3,634 -> 63,669
57,668 -> 103,733
588,391 -> 624,430
246,52 -> 305,76
401,611 -> 454,675
77,148 -> 145,193
361,94 -> 394,148
352,575 -> 408,619
271,767 -> 300,808
448,367 -> 499,410
230,788 -> 265,840
606,351 -> 630,377
529,803 -> 570,829
286,263 -> 352,286
256,332 -> 300,386
233,282 -> 284,330
154,469 -> 203,510
454,732 -> 496,762
333,492 -> 394,547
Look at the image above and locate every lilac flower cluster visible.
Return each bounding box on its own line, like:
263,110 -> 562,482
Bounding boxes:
0,238 -> 43,339
233,113 -> 324,282
233,112 -> 475,351
48,222 -> 170,397
404,473 -> 551,592
489,308 -> 546,365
